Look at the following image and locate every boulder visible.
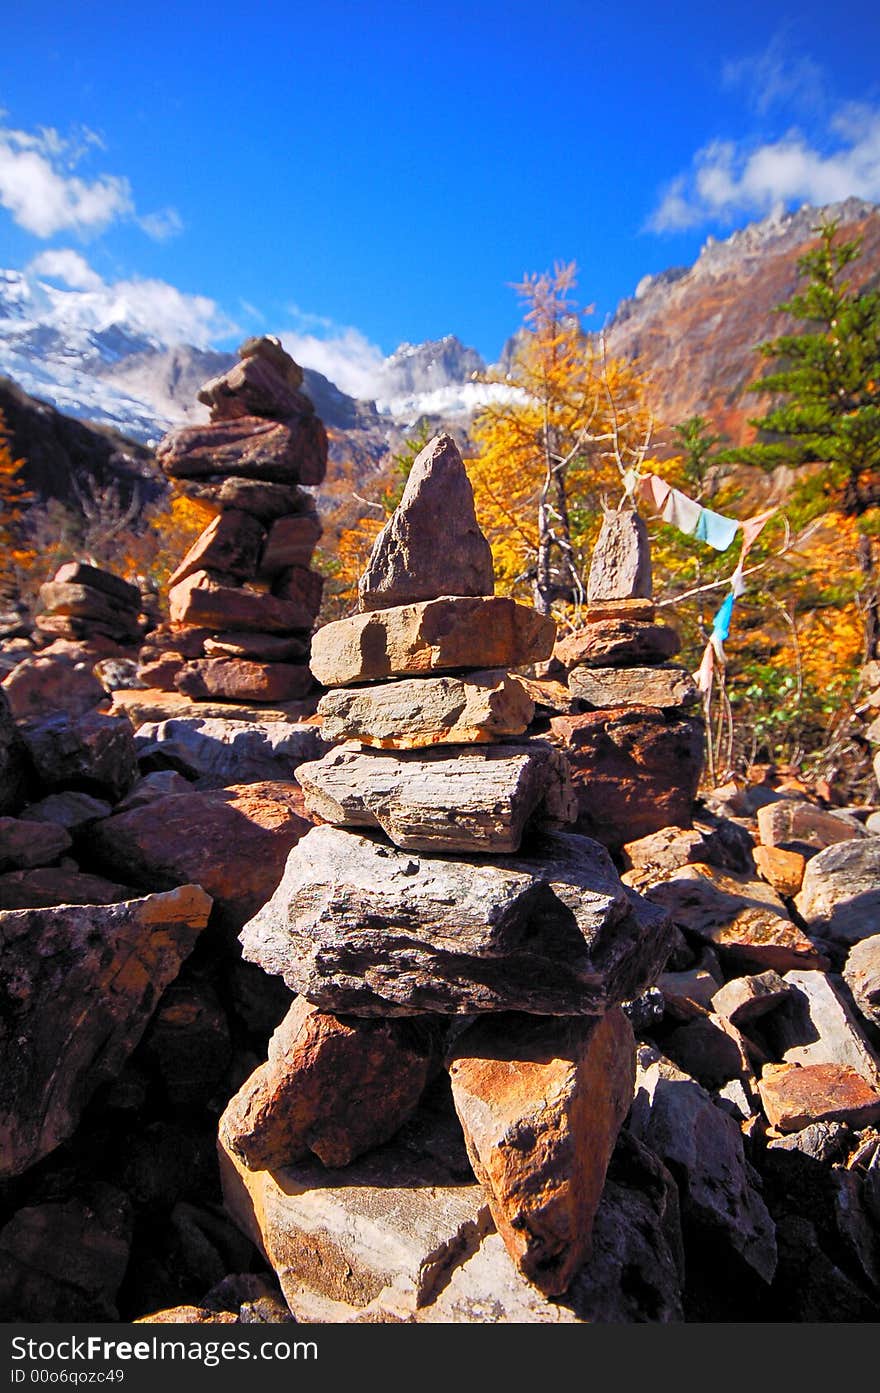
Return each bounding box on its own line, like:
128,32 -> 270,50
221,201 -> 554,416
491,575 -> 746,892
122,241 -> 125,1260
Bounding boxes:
89,781 -> 312,932
140,970 -> 232,1109
629,1050 -> 777,1285
158,414 -> 327,486
259,513 -> 322,575
168,510 -> 266,588
844,934 -> 880,1031
364,1132 -> 684,1323
176,657 -> 313,704
795,839 -> 880,944
766,969 -> 880,1087
310,597 -> 556,687
0,687 -> 28,813
203,631 -> 309,662
296,741 -> 575,853
0,884 -> 212,1177
221,998 -> 436,1170
316,669 -> 534,749
0,867 -> 136,909
136,653 -> 189,691
168,571 -> 315,633
270,564 -> 324,615
173,477 -> 311,522
621,818 -> 755,890
0,1185 -> 132,1321
757,800 -> 868,855
19,790 -> 112,831
753,844 -> 806,897
37,581 -> 140,630
0,816 -> 71,870
240,825 -> 672,1018
115,772 -> 194,811
554,620 -> 680,670
20,709 -> 139,801
549,707 -> 703,850
758,1062 -> 880,1133
197,345 -> 308,421
133,718 -> 325,786
447,1009 -> 635,1295
568,664 -> 697,710
656,953 -> 723,1018
2,652 -> 106,720
51,562 -> 141,610
661,1014 -> 752,1088
218,1094 -> 490,1319
646,864 -> 828,972
710,971 -> 793,1027
586,508 -> 652,602
139,623 -> 214,659
358,433 -> 494,612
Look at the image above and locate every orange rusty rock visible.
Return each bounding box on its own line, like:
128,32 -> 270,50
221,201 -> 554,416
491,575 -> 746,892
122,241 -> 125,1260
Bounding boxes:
221,998 -> 436,1169
753,845 -> 806,898
758,1062 -> 880,1133
447,1007 -> 635,1296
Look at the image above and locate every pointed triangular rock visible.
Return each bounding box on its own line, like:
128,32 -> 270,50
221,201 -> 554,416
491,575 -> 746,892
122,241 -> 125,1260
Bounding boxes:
358,432 -> 494,611
587,509 -> 652,603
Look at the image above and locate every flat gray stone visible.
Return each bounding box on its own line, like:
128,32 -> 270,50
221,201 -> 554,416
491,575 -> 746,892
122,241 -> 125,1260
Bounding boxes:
296,740 -> 575,853
569,664 -> 697,710
358,433 -> 493,612
316,669 -> 534,749
240,825 -> 672,1017
629,1050 -> 777,1285
795,840 -> 880,944
844,934 -> 880,1030
134,718 -> 325,785
767,968 -> 880,1088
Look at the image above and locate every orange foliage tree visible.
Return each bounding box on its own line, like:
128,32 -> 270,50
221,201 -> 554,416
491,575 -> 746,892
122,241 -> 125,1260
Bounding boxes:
469,263 -> 659,621
0,409 -> 37,602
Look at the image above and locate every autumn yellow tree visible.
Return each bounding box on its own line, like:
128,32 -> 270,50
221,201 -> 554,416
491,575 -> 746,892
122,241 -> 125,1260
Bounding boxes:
0,409 -> 36,602
469,263 -> 658,618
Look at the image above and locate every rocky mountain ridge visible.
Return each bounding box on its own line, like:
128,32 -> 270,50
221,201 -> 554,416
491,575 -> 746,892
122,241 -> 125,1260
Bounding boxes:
607,197 -> 880,445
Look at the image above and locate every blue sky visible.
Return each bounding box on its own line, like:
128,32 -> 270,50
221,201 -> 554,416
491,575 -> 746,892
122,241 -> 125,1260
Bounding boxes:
1,1 -> 879,393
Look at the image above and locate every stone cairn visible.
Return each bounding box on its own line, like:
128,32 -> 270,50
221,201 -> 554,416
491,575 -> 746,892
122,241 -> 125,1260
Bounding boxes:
35,561 -> 144,649
139,337 -> 326,707
217,434 -> 673,1318
547,507 -> 705,851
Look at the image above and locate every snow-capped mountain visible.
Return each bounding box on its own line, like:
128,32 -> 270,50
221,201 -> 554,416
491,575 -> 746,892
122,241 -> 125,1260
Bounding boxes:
0,267 -> 493,444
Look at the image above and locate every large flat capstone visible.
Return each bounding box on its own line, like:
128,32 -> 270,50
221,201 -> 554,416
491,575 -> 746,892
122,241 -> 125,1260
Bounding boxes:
240,825 -> 672,1018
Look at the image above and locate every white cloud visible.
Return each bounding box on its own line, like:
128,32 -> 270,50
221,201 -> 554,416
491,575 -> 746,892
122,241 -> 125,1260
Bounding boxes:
722,38 -> 825,117
137,207 -> 183,241
0,119 -> 181,242
276,324 -> 386,399
106,277 -> 237,347
27,248 -> 104,291
23,248 -> 237,347
648,104 -> 880,232
0,122 -> 133,236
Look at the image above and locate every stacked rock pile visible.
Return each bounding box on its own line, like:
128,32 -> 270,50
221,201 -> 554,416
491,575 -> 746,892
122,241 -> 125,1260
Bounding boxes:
547,507 -> 704,850
216,434 -> 674,1319
35,561 -> 144,648
139,336 -> 326,708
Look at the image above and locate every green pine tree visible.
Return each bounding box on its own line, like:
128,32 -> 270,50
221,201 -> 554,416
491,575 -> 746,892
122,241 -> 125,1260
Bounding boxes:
729,219 -> 880,514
